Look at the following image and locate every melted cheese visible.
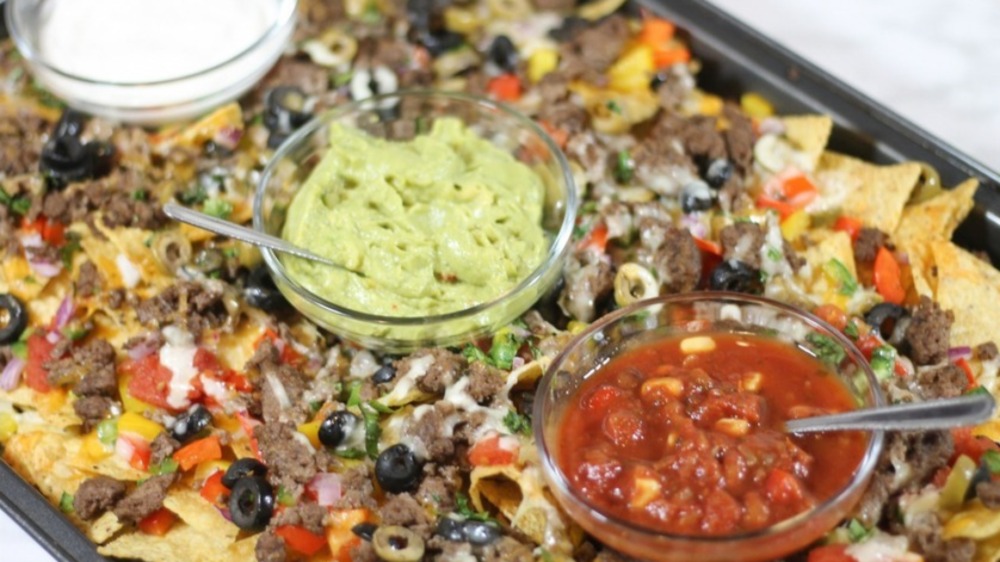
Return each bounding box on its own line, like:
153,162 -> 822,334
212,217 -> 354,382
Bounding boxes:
115,253 -> 141,288
380,354 -> 435,405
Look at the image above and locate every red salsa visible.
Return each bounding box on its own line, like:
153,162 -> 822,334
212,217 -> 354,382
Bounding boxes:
557,332 -> 867,536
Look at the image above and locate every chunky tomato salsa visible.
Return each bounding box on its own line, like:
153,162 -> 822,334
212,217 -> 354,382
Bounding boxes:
557,332 -> 867,536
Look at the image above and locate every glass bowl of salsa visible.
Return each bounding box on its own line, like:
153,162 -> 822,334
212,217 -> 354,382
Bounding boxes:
534,293 -> 885,562
254,90 -> 577,351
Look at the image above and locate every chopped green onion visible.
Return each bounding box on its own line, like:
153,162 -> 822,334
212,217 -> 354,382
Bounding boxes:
869,345 -> 897,381
97,418 -> 118,446
846,518 -> 872,543
203,198 -> 233,220
489,330 -> 520,370
982,450 -> 1000,475
824,258 -> 858,296
149,458 -> 179,476
503,410 -> 531,435
360,403 -> 381,460
615,150 -> 634,184
806,332 -> 846,366
59,492 -> 74,513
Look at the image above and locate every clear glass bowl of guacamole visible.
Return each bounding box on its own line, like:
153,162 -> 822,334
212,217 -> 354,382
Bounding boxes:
254,90 -> 577,351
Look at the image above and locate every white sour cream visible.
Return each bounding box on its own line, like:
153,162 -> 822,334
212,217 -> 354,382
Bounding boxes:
38,0 -> 276,83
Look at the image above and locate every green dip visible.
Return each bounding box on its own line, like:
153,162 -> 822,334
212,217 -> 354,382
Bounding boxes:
281,117 -> 548,317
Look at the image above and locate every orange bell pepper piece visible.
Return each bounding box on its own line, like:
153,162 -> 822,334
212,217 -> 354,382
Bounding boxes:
172,435 -> 222,471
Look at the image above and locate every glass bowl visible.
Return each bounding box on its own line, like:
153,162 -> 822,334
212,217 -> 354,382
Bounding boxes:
533,293 -> 885,562
254,90 -> 577,352
6,0 -> 297,124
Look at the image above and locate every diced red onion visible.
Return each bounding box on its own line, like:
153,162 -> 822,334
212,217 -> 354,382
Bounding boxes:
949,346 -> 973,362
213,126 -> 243,151
680,214 -> 708,240
127,337 -> 160,361
45,330 -> 61,345
0,357 -> 26,391
53,296 -> 75,330
28,258 -> 62,279
511,356 -> 526,370
216,506 -> 232,522
308,472 -> 342,507
115,436 -> 136,461
758,117 -> 786,136
18,232 -> 43,249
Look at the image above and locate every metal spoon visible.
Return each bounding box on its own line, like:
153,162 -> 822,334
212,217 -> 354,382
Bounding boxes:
163,203 -> 362,275
785,393 -> 996,433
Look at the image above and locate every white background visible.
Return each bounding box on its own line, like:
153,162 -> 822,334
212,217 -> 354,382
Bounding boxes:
3,1 -> 999,560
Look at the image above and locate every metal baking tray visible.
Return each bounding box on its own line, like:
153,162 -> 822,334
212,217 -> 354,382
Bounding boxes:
2,1 -> 999,560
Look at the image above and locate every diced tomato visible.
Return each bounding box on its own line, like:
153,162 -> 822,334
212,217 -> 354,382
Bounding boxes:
120,434 -> 152,471
486,74 -> 522,102
807,544 -> 857,562
24,333 -> 56,393
764,468 -> 805,505
276,525 -> 328,556
956,358 -> 976,389
123,353 -> 187,412
932,466 -> 951,488
873,247 -> 905,305
138,508 -> 176,536
833,216 -> 864,242
173,435 -> 223,471
193,348 -> 223,373
854,333 -> 882,360
781,174 -> 818,199
584,384 -> 623,412
236,410 -> 262,460
22,217 -> 66,246
813,304 -> 847,331
952,427 -> 1000,464
577,222 -> 608,253
755,194 -> 798,220
693,237 -> 722,256
468,434 -> 517,467
200,470 -> 228,504
256,329 -> 304,367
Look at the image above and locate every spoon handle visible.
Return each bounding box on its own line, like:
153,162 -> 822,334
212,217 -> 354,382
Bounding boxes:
163,203 -> 347,271
785,393 -> 996,433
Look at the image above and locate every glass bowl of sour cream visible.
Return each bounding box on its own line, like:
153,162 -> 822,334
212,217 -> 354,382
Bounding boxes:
255,90 -> 578,352
6,0 -> 296,123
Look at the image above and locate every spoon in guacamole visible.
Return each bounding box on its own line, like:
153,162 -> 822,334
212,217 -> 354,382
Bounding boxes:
163,203 -> 364,275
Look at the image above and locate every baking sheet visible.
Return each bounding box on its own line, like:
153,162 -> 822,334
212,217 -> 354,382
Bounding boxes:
2,1 -> 999,560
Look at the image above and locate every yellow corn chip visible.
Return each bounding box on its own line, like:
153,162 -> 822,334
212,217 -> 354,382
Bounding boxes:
815,152 -> 921,233
944,500 -> 1000,540
931,241 -> 1000,348
895,178 -> 978,243
163,489 -> 240,544
3,430 -> 89,502
88,511 -> 124,545
98,522 -> 231,562
780,115 -> 833,170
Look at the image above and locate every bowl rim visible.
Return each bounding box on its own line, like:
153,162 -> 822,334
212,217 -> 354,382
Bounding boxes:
533,291 -> 886,545
253,89 -> 579,329
5,0 -> 297,86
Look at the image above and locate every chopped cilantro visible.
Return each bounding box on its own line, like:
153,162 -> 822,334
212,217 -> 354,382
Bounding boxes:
59,492 -> 74,513
131,189 -> 148,201
606,100 -> 623,114
824,258 -> 858,296
983,450 -> 1000,474
846,518 -> 872,543
149,458 -> 178,476
335,448 -> 366,460
455,492 -> 494,523
179,185 -> 208,205
462,344 -> 491,365
614,150 -> 634,184
844,321 -> 859,339
59,232 -> 82,269
96,418 -> 118,446
10,196 -> 31,216
869,345 -> 897,381
571,223 -> 588,241
489,330 -> 520,370
277,486 -> 297,507
503,410 -> 531,435
203,198 -> 233,219
360,403 -> 381,460
345,380 -> 363,408
806,332 -> 846,366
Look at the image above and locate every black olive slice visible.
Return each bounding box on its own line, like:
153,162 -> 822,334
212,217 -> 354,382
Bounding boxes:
244,266 -> 289,312
375,444 -> 422,494
864,303 -> 908,341
709,260 -> 764,295
222,458 -> 268,490
228,476 -> 275,531
171,404 -> 213,443
318,410 -> 359,448
0,294 -> 28,345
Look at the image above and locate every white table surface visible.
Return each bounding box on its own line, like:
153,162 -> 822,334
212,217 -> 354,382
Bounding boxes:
3,1 -> 999,560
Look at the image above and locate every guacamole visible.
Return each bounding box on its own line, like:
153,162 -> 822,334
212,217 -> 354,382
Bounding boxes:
282,117 -> 548,317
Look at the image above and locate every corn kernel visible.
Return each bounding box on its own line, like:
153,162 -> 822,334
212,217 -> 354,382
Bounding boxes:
608,45 -> 654,92
680,336 -> 716,354
0,412 -> 17,442
742,372 -> 763,393
781,210 -> 810,241
741,92 -> 774,119
641,377 -> 684,399
629,476 -> 662,509
528,48 -> 559,83
715,418 -> 750,437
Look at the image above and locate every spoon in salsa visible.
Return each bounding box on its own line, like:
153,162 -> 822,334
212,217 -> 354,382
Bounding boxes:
163,203 -> 364,276
785,392 -> 996,433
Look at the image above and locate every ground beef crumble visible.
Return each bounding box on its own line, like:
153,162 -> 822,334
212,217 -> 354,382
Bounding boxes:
74,476 -> 126,521
253,422 -> 318,496
113,474 -> 177,524
904,296 -> 954,366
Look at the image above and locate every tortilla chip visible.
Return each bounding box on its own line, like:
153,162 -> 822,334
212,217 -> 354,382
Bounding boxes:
815,152 -> 921,233
977,533 -> 1000,562
895,178 -> 978,243
931,241 -> 1000,348
803,229 -> 857,279
944,501 -> 1000,540
898,238 -> 936,298
780,115 -> 832,170
98,522 -> 231,562
88,511 -> 124,544
163,489 -> 240,544
3,430 -> 89,501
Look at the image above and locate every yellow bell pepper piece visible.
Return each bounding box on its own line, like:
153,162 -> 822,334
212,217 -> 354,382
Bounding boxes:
0,412 -> 17,442
82,432 -> 113,461
698,93 -> 724,116
118,411 -> 165,442
608,45 -> 654,93
194,459 -> 232,482
740,92 -> 774,119
781,210 -> 810,241
298,421 -> 322,449
527,48 -> 559,83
